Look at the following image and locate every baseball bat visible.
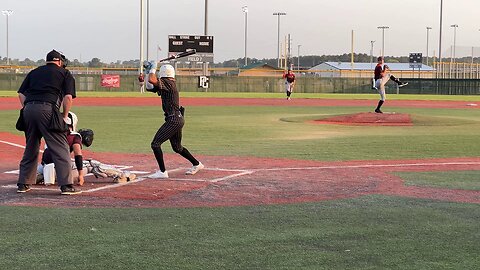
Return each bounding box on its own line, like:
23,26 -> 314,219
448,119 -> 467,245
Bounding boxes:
158,49 -> 197,63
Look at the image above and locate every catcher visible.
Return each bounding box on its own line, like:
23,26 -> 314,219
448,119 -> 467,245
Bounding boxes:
37,112 -> 135,185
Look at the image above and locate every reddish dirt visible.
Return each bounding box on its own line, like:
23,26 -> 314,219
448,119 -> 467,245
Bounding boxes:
313,112 -> 412,126
0,97 -> 479,110
1,97 -> 479,208
1,132 -> 479,208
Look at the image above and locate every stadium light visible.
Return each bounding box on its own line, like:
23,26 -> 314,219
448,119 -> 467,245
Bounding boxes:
2,10 -> 13,65
377,26 -> 389,58
426,27 -> 432,66
450,24 -> 458,64
242,6 -> 248,66
273,12 -> 287,67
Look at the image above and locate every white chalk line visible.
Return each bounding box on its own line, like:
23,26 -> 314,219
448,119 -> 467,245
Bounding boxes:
254,162 -> 480,172
2,139 -> 480,193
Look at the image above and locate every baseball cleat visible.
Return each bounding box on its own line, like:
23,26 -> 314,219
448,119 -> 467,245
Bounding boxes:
17,184 -> 31,193
186,162 -> 204,175
147,170 -> 169,179
375,109 -> 383,114
60,185 -> 82,195
398,82 -> 409,88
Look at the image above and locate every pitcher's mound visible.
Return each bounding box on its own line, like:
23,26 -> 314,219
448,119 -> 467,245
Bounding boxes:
313,112 -> 412,126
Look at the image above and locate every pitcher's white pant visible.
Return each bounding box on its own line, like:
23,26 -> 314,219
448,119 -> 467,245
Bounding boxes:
375,74 -> 391,101
285,82 -> 294,93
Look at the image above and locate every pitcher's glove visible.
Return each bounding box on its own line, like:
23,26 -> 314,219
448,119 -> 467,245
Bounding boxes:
179,106 -> 185,116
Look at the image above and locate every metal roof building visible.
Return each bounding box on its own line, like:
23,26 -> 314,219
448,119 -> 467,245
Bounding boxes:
308,62 -> 435,78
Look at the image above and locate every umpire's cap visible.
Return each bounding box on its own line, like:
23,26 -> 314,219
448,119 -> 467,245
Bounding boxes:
46,49 -> 66,62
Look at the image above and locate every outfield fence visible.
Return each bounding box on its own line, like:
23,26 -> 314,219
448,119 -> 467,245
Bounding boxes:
1,73 -> 480,95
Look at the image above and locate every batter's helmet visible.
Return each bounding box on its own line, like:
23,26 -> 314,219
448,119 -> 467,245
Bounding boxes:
159,64 -> 175,78
78,128 -> 94,147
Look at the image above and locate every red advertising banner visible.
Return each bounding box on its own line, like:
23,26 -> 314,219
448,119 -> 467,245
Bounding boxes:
101,75 -> 120,88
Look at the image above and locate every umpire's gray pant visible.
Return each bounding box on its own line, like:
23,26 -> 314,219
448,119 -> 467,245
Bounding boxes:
18,103 -> 72,186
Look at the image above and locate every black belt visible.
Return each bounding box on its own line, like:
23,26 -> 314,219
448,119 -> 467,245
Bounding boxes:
25,101 -> 54,106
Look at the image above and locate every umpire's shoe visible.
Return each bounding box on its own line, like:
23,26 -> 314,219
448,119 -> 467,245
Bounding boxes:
60,185 -> 82,195
17,184 -> 31,193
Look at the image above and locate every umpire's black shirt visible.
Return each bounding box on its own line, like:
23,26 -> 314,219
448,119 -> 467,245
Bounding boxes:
18,63 -> 76,105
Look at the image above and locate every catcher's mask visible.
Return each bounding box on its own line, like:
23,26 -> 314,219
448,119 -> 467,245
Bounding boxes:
78,128 -> 94,147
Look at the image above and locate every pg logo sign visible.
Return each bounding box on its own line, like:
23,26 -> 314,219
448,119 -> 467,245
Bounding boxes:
198,76 -> 209,89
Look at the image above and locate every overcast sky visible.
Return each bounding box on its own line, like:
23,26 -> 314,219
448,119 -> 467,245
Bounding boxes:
1,0 -> 479,63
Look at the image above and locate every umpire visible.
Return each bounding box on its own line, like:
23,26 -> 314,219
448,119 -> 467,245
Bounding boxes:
17,49 -> 81,195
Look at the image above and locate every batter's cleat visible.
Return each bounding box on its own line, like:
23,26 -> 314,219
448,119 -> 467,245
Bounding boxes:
60,185 -> 82,195
375,109 -> 383,114
186,162 -> 204,175
17,184 -> 31,193
147,170 -> 169,179
398,82 -> 409,88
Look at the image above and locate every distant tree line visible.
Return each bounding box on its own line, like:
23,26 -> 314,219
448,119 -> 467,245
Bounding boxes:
2,54 -> 479,69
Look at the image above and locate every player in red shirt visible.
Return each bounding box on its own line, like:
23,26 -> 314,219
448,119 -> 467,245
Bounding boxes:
283,69 -> 296,100
373,57 -> 408,113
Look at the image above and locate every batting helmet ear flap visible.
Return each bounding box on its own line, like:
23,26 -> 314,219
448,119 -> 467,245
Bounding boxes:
78,128 -> 94,147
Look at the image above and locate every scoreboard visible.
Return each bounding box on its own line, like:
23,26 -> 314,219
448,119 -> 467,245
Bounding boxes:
168,35 -> 214,63
409,53 -> 423,69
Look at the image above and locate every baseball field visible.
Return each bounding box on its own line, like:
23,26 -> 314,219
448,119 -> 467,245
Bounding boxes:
0,91 -> 479,269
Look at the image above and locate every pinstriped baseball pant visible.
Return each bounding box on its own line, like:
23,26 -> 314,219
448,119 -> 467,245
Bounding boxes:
151,113 -> 199,172
151,113 -> 185,153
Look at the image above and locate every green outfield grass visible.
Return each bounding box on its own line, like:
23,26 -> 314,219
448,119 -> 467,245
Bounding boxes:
2,90 -> 480,101
1,105 -> 480,161
394,171 -> 480,190
0,96 -> 479,269
0,196 -> 478,270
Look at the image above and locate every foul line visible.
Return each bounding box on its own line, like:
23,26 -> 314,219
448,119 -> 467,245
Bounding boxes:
254,162 -> 480,172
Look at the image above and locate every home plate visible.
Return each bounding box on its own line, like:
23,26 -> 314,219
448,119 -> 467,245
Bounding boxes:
129,171 -> 150,174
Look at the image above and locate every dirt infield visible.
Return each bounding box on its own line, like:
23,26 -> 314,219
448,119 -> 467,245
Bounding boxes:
1,97 -> 479,208
1,132 -> 479,208
313,112 -> 412,126
0,97 -> 479,110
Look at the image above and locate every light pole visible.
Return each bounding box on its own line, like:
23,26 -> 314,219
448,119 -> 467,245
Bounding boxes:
146,0 -> 149,60
450,24 -> 458,64
370,40 -> 376,70
438,0 -> 444,77
242,6 -> 248,66
204,0 -> 208,35
139,0 -> 145,92
377,26 -> 389,58
273,12 -> 286,67
297,44 -> 301,70
426,27 -> 432,66
2,10 -> 13,65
